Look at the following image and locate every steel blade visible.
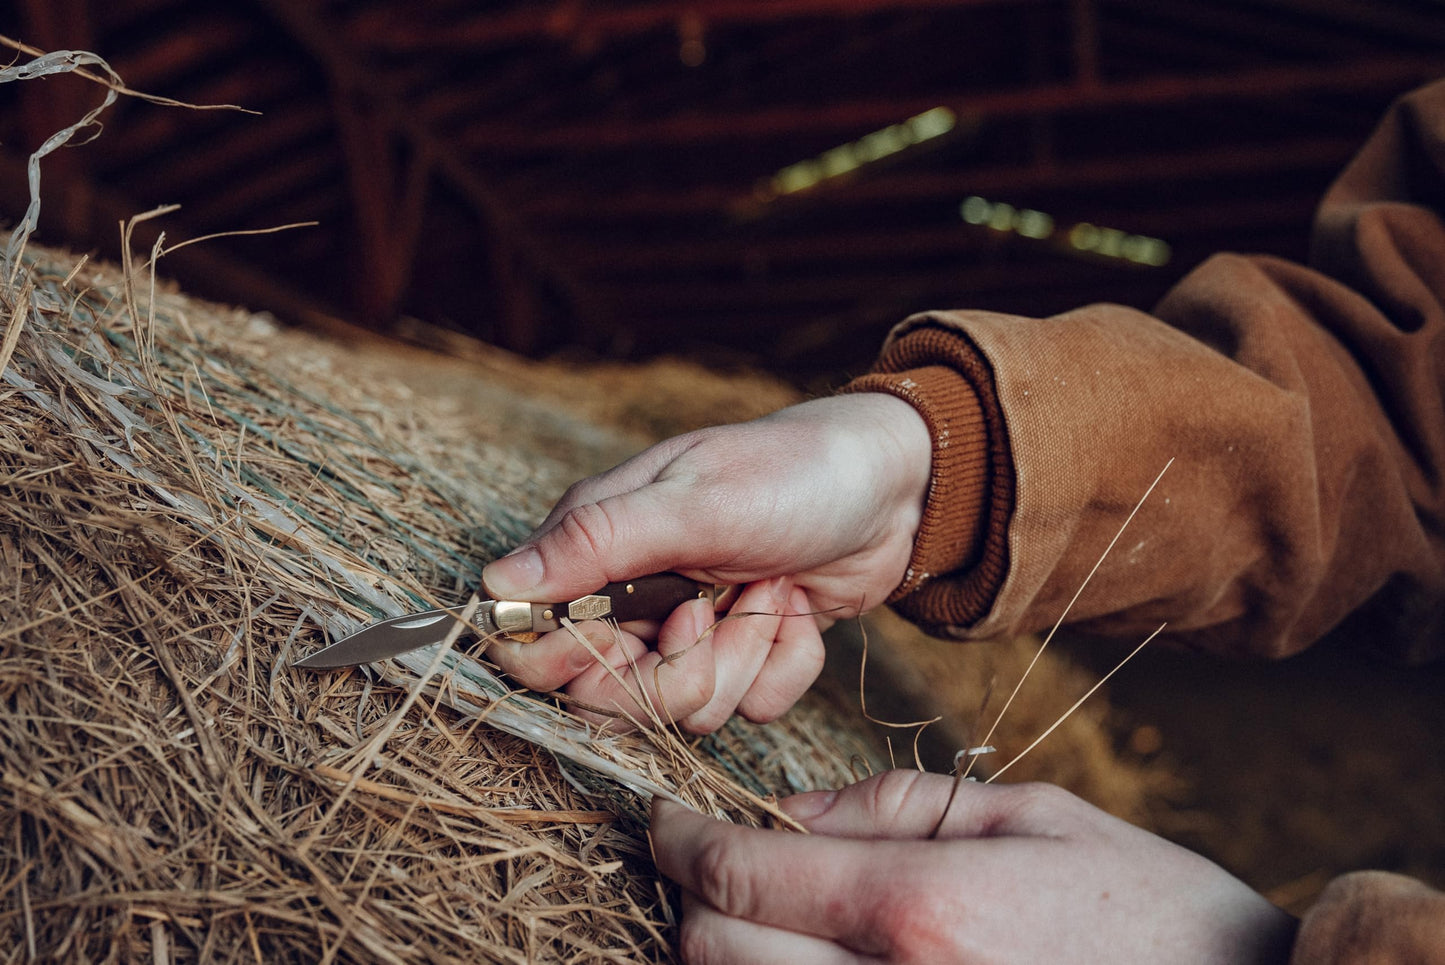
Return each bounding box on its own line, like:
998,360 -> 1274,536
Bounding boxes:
293,604 -> 493,668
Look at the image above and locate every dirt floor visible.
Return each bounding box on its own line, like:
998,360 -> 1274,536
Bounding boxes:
1062,630 -> 1445,915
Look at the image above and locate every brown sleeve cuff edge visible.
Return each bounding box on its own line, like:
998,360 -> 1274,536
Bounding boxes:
840,325 -> 1015,631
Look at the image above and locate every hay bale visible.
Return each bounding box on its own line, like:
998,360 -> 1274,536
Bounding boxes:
0,243 -> 883,963
0,247 -> 1183,963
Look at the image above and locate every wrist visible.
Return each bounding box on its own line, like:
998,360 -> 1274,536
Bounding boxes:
839,367 -> 991,600
846,391 -> 932,534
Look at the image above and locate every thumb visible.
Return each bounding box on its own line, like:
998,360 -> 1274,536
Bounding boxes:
778,770 -> 1070,841
482,479 -> 708,601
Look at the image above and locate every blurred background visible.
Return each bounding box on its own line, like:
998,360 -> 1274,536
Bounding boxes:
3,0 -> 1445,388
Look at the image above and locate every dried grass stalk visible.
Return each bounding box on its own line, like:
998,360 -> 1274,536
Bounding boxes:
0,227 -> 876,962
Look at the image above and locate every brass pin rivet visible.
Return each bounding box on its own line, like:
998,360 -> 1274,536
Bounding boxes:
625,583 -> 635,594
542,609 -> 554,620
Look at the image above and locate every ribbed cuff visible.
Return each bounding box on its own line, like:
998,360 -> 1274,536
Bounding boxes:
839,326 -> 1014,631
840,366 -> 988,598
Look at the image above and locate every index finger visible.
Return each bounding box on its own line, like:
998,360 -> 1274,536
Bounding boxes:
650,800 -> 896,955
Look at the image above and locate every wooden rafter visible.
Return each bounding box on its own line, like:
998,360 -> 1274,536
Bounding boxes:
253,0 -> 593,347
184,147 -> 340,226
139,104 -> 333,194
0,146 -> 340,330
105,17 -> 254,91
514,134 -> 1362,221
551,191 -> 1318,277
1254,0 -> 1445,45
594,257 -> 1170,317
453,56 -> 1445,154
346,0 -> 1050,52
1107,0 -> 1366,60
332,88 -> 433,323
98,65 -> 308,170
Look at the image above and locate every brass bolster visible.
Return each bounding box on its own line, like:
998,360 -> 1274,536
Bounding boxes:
491,600 -> 534,634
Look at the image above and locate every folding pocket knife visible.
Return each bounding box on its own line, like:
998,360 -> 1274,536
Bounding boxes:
293,572 -> 717,668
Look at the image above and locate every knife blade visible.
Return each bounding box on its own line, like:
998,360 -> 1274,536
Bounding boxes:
294,572 -> 717,669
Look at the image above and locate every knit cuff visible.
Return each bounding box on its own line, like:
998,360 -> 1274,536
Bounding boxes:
840,326 -> 1014,631
840,366 -> 988,598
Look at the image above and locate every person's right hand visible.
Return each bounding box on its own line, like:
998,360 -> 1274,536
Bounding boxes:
479,392 -> 933,733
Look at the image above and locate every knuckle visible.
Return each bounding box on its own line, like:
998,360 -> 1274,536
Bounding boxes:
735,676 -> 796,723
681,665 -> 716,709
488,645 -> 564,692
554,478 -> 591,510
680,705 -> 728,735
553,502 -> 617,561
502,664 -> 559,692
677,915 -> 725,965
861,769 -> 931,826
735,635 -> 825,723
690,835 -> 755,919
997,781 -> 1077,832
792,632 -> 826,681
735,697 -> 781,724
874,890 -> 954,963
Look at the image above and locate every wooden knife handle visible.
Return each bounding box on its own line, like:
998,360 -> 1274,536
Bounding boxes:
514,574 -> 717,635
599,573 -> 715,623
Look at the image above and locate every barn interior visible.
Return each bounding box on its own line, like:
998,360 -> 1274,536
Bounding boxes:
7,0 -> 1445,384
3,0 -> 1445,951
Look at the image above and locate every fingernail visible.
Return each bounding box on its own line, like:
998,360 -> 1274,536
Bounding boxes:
778,789 -> 836,822
482,546 -> 543,598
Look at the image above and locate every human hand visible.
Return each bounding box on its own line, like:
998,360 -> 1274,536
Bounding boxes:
651,770 -> 1298,964
479,393 -> 932,733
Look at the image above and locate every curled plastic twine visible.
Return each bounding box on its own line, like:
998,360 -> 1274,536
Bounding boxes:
0,48 -> 121,283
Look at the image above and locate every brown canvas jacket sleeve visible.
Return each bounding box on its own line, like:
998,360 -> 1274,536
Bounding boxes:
849,80 -> 1445,664
843,80 -> 1445,963
1290,871 -> 1445,965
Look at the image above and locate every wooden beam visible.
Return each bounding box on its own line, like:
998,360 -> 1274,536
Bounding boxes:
183,148 -> 341,227
1107,0 -> 1366,60
550,191 -> 1316,279
1070,0 -> 1099,88
515,134 -> 1361,220
255,183 -> 350,233
332,89 -> 433,323
346,0 -> 1049,52
135,104 -> 333,194
98,65 -> 308,170
0,147 -> 346,332
454,56 -> 1445,154
105,18 -> 255,91
1253,0 -> 1445,45
594,259 -> 1156,313
254,0 -> 596,350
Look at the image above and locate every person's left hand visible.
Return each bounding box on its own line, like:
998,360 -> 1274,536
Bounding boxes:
651,770 -> 1298,964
